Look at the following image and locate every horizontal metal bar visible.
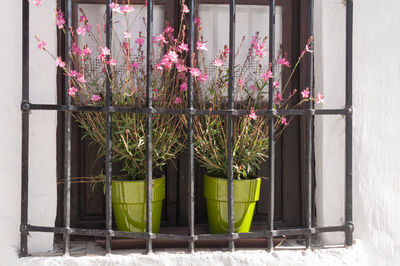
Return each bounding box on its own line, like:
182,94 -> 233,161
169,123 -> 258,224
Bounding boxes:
23,224 -> 347,240
25,225 -> 190,241
24,103 -> 351,116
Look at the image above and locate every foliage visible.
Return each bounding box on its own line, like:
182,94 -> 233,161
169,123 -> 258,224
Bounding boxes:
32,0 -> 323,181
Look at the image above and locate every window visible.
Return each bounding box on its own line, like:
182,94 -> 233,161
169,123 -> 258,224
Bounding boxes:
20,0 -> 354,256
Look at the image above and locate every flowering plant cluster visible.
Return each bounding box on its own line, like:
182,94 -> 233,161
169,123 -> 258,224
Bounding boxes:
192,31 -> 322,179
32,0 -> 323,180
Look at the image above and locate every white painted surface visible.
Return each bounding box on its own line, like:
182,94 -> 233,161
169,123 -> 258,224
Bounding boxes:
19,245 -> 367,266
314,0 -> 400,265
0,0 -> 57,264
1,0 -> 400,265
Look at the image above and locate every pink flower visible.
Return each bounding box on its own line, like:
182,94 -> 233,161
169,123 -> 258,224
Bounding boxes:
160,54 -> 174,69
301,88 -> 310,98
177,42 -> 189,52
190,68 -> 201,77
182,5 -> 189,13
174,97 -> 182,104
100,47 -> 111,61
223,46 -> 230,57
194,17 -> 201,27
31,0 -> 42,7
238,78 -> 244,86
198,73 -> 208,83
69,70 -> 78,77
155,34 -> 167,46
301,44 -> 313,57
119,5 -> 134,14
110,3 -> 120,12
163,26 -> 174,33
86,24 -> 92,32
79,15 -> 87,23
91,94 -> 101,102
72,43 -> 83,56
68,87 -> 78,96
77,76 -> 86,83
83,47 -> 92,56
37,40 -> 47,50
261,70 -> 273,81
176,61 -> 187,72
135,37 -> 145,45
180,83 -> 188,91
275,93 -> 283,104
55,57 -> 65,68
56,11 -> 65,29
196,41 -> 208,51
124,31 -> 132,39
156,64 -> 163,71
249,85 -> 257,91
273,81 -> 279,88
213,58 -> 223,67
315,92 -> 325,103
167,51 -> 178,63
254,43 -> 267,57
249,109 -> 257,120
108,59 -> 117,66
281,117 -> 288,125
131,62 -> 139,69
76,25 -> 86,35
277,58 -> 290,67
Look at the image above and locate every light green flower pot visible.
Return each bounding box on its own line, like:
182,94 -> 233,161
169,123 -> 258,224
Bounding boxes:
204,175 -> 261,234
112,176 -> 165,233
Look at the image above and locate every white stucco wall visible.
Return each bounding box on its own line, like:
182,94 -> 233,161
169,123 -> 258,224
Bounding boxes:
0,0 -> 57,264
314,0 -> 400,265
1,0 -> 400,265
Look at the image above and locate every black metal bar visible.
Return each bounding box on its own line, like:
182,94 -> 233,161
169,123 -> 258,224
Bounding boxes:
267,0 -> 276,251
25,224 -> 346,239
227,0 -> 236,252
20,0 -> 29,257
187,0 -> 196,253
104,0 -> 113,254
27,103 -> 350,116
146,0 -> 154,254
305,0 -> 314,249
345,0 -> 353,247
63,0 -> 73,255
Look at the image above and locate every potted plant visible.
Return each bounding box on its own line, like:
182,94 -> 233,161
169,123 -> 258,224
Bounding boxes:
34,3 -> 192,233
193,33 -> 321,233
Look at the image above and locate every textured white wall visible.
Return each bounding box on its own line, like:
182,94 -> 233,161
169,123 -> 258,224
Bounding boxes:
1,0 -> 400,265
352,0 -> 400,265
315,0 -> 400,265
0,0 -> 57,263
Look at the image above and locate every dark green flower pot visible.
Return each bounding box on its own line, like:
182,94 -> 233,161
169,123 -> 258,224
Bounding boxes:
203,175 -> 261,234
112,176 -> 165,233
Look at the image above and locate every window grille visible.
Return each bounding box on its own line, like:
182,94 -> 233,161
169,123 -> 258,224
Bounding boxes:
20,0 -> 353,256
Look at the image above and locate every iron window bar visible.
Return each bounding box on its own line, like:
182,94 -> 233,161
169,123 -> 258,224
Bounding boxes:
19,0 -> 354,256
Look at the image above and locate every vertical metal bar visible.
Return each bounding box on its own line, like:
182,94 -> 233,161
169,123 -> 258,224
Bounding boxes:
105,0 -> 113,254
345,0 -> 353,247
227,0 -> 236,252
20,0 -> 29,257
305,0 -> 314,249
146,0 -> 154,254
187,0 -> 196,253
63,0 -> 73,256
267,0 -> 276,252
